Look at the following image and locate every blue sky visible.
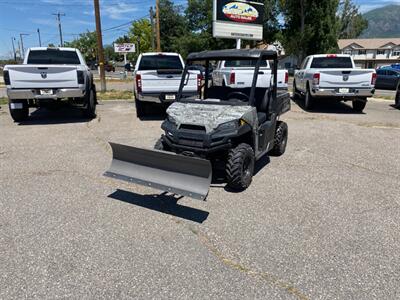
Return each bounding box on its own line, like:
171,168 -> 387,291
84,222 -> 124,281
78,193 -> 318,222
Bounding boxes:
0,0 -> 399,59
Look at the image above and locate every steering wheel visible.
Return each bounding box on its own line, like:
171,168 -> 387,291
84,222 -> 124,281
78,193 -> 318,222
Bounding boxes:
227,92 -> 249,102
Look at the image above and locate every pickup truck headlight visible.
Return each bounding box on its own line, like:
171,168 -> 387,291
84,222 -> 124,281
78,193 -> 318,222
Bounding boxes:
217,120 -> 239,131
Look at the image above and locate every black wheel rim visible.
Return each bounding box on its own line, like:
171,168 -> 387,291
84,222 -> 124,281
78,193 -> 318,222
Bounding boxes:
242,156 -> 252,182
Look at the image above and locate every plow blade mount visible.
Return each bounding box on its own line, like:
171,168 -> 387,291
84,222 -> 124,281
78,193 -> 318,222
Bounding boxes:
104,143 -> 212,200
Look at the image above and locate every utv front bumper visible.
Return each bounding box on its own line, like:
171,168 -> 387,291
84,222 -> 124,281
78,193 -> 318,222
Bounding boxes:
161,121 -> 251,156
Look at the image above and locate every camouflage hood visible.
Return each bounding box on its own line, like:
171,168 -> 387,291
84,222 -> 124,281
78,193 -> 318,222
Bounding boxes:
167,101 -> 255,133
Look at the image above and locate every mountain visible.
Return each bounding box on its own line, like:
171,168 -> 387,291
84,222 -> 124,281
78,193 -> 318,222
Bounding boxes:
361,5 -> 400,38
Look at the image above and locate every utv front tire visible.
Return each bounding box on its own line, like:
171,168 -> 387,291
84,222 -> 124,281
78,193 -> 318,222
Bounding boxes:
352,99 -> 366,112
9,100 -> 29,122
154,138 -> 170,151
226,143 -> 255,191
270,121 -> 288,157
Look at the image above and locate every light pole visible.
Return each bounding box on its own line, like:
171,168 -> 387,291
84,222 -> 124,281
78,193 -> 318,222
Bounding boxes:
19,33 -> 29,59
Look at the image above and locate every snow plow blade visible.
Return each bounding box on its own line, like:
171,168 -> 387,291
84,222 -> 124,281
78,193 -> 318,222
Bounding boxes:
104,143 -> 212,200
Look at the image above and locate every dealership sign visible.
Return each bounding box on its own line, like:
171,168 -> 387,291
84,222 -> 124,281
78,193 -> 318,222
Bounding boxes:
213,0 -> 264,40
114,43 -> 136,53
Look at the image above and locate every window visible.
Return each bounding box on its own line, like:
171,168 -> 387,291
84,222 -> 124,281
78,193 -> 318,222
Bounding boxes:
300,57 -> 310,69
376,69 -> 386,75
138,55 -> 183,71
27,50 -> 80,65
358,50 -> 366,55
224,60 -> 269,68
310,57 -> 353,69
377,50 -> 386,55
393,50 -> 400,57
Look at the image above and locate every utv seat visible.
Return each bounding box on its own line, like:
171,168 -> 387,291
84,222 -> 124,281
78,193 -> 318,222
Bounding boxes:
257,112 -> 267,124
255,88 -> 271,124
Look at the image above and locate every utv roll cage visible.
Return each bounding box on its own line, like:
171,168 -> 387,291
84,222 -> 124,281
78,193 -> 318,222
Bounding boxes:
177,49 -> 279,106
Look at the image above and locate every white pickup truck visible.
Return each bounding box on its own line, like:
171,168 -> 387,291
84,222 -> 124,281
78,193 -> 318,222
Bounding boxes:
211,59 -> 288,89
3,47 -> 96,122
133,52 -> 200,118
294,54 -> 376,112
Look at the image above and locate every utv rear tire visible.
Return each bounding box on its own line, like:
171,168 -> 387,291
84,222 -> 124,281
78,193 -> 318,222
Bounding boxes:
270,121 -> 288,157
226,143 -> 255,191
9,100 -> 29,122
352,99 -> 366,112
82,88 -> 96,119
135,98 -> 146,118
304,87 -> 314,110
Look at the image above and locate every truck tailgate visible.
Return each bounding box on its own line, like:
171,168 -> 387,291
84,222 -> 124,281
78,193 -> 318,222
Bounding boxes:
231,68 -> 272,88
319,69 -> 374,88
7,65 -> 79,89
140,70 -> 197,93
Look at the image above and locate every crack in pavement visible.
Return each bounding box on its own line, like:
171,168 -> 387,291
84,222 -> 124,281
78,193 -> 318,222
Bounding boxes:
180,222 -> 310,300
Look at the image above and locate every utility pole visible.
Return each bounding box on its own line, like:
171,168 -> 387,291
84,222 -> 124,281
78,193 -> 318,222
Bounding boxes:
37,29 -> 42,47
19,33 -> 29,59
155,0 -> 161,52
11,37 -> 17,61
149,6 -> 155,51
94,0 -> 106,92
52,12 -> 65,46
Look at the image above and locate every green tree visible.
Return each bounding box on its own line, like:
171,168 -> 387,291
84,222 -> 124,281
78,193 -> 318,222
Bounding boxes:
159,0 -> 187,52
64,31 -> 98,62
279,0 -> 340,62
263,0 -> 281,43
129,19 -> 153,55
337,0 -> 368,39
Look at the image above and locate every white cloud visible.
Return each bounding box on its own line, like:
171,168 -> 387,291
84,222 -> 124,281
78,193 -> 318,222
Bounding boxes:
30,18 -> 55,26
102,2 -> 138,20
40,0 -> 64,4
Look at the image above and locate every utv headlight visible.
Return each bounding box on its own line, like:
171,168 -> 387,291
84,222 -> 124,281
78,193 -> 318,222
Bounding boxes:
217,120 -> 239,131
167,115 -> 177,125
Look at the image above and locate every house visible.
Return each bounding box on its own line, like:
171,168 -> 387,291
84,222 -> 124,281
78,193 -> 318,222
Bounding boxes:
338,38 -> 400,69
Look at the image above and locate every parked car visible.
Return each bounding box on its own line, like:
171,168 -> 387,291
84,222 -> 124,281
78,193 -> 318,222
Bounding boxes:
3,47 -> 96,122
104,62 -> 115,72
375,68 -> 400,90
133,52 -> 200,118
212,59 -> 288,90
294,54 -> 376,112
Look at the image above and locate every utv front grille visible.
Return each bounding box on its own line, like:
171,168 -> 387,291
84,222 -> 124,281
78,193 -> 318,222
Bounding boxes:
179,138 -> 204,148
179,124 -> 206,133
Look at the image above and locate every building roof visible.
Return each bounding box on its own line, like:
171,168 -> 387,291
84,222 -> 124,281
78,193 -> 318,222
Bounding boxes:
338,38 -> 400,50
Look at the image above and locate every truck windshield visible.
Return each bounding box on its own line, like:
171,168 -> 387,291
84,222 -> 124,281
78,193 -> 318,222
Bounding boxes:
27,50 -> 80,65
310,57 -> 353,68
224,60 -> 269,68
139,55 -> 183,70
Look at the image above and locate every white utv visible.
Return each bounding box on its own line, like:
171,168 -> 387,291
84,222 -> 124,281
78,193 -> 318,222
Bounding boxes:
105,50 -> 291,200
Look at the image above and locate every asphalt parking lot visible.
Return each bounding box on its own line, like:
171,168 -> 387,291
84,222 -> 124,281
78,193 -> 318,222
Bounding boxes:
1,98 -> 399,299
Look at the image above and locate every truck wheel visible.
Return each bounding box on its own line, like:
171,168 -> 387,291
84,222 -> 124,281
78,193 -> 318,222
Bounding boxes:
304,87 -> 314,110
352,99 -> 366,112
395,87 -> 400,108
293,80 -> 302,100
9,100 -> 29,122
83,88 -> 96,119
270,121 -> 288,157
135,98 -> 146,118
226,143 -> 255,191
